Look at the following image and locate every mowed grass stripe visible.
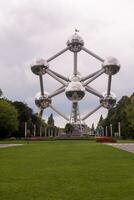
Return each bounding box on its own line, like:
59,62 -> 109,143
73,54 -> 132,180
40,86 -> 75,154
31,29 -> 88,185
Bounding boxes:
0,141 -> 134,200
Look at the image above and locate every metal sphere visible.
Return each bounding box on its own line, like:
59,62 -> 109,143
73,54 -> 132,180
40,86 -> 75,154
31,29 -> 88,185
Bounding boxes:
35,92 -> 51,109
102,57 -> 120,75
31,59 -> 48,75
65,81 -> 85,102
100,92 -> 116,109
67,33 -> 84,52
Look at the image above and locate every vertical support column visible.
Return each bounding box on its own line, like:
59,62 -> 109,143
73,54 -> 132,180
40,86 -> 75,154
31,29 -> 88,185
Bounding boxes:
44,128 -> 46,137
40,126 -> 42,137
107,75 -> 112,95
25,122 -> 27,138
105,126 -> 108,137
118,122 -> 121,137
102,127 -> 104,136
110,124 -> 113,137
48,128 -> 50,137
34,125 -> 36,137
74,52 -> 77,76
39,75 -> 44,96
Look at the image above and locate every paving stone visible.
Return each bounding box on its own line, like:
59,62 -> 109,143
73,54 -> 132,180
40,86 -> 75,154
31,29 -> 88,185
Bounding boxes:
105,143 -> 134,153
0,144 -> 23,148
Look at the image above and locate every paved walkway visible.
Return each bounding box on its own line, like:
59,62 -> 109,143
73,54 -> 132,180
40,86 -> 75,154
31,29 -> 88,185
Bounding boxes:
0,144 -> 23,148
105,143 -> 134,153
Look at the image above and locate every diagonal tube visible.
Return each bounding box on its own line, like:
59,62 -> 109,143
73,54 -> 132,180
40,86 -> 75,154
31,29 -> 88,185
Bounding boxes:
46,68 -> 67,86
48,69 -> 69,82
81,68 -> 104,82
82,105 -> 102,120
49,104 -> 69,121
47,47 -> 69,62
82,47 -> 104,62
85,86 -> 103,98
48,86 -> 65,98
84,68 -> 105,86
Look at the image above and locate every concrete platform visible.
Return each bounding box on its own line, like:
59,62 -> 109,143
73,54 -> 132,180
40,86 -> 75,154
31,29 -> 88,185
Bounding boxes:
0,144 -> 23,148
105,143 -> 134,153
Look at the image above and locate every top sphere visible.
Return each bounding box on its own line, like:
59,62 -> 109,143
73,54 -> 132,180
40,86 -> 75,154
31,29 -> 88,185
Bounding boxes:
102,57 -> 120,75
67,33 -> 84,52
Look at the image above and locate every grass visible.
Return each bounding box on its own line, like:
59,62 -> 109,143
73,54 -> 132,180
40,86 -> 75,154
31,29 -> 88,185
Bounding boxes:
0,140 -> 134,200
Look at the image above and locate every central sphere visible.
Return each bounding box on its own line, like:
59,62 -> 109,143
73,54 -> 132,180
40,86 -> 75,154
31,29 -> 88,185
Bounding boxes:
65,81 -> 85,102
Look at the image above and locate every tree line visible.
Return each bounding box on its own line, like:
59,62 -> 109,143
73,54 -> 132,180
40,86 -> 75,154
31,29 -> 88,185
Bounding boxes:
97,93 -> 134,139
0,89 -> 56,138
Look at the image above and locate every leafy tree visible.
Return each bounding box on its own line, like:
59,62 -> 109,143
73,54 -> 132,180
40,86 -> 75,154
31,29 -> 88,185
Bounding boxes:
64,123 -> 74,134
100,94 -> 134,139
0,89 -> 2,97
13,101 -> 33,122
0,100 -> 18,137
47,113 -> 54,127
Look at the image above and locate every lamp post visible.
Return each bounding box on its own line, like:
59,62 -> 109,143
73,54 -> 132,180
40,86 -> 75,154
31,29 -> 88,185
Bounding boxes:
118,122 -> 121,137
34,125 -> 36,137
105,126 -> 108,137
24,122 -> 27,138
110,124 -> 113,137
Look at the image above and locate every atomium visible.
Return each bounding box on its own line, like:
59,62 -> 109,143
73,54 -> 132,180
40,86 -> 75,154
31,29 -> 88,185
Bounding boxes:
31,30 -> 121,129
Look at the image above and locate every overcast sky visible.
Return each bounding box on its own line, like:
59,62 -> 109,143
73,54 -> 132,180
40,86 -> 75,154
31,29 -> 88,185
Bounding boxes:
0,0 -> 134,127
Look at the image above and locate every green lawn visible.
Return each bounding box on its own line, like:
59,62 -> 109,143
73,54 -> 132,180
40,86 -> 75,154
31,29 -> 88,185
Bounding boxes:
0,140 -> 134,200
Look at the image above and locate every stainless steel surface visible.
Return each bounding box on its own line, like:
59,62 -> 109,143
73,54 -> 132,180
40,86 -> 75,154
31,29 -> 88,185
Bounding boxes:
107,74 -> 112,95
39,75 -> 44,96
82,47 -> 104,62
84,68 -> 105,86
48,86 -> 65,98
47,47 -> 69,62
46,69 -> 67,86
48,69 -> 69,82
49,104 -> 69,121
85,86 -> 103,98
31,32 -> 120,127
74,52 -> 77,75
82,105 -> 102,120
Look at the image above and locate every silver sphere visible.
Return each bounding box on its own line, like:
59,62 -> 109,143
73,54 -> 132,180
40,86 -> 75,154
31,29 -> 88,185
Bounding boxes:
67,33 -> 84,52
31,59 -> 48,75
65,81 -> 85,102
35,92 -> 51,109
102,57 -> 120,75
100,92 -> 116,109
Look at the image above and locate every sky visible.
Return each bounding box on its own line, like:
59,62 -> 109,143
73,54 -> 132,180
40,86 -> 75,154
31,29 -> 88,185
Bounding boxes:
0,0 -> 134,128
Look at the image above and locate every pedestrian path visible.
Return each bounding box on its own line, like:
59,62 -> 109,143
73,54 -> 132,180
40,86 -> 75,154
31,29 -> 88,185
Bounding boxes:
105,143 -> 134,153
0,144 -> 23,148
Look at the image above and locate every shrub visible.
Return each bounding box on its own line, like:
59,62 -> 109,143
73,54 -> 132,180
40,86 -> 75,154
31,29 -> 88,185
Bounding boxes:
96,136 -> 116,143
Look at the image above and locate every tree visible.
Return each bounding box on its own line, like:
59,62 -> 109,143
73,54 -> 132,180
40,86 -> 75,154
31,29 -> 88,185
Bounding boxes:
64,123 -> 74,134
47,113 -> 54,127
0,100 -> 19,137
100,94 -> 134,139
0,89 -> 2,97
